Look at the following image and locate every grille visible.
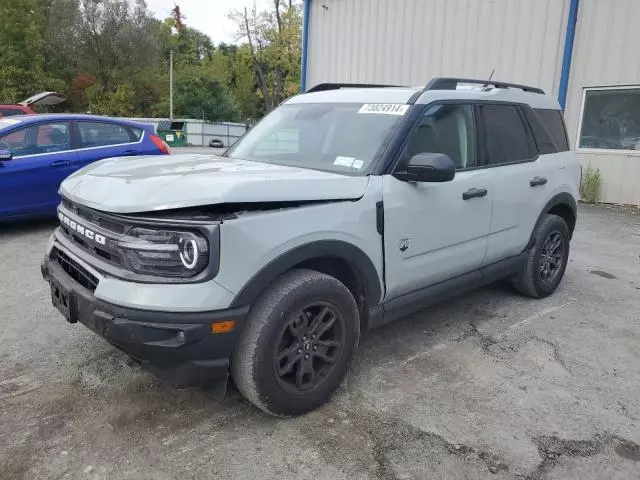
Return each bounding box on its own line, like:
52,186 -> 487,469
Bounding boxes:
55,248 -> 99,292
61,198 -> 125,234
60,224 -> 123,267
59,198 -> 125,268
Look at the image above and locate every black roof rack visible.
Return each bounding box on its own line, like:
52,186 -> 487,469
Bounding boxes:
306,82 -> 405,93
425,77 -> 545,94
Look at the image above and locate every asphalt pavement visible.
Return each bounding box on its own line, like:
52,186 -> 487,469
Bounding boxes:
0,204 -> 639,479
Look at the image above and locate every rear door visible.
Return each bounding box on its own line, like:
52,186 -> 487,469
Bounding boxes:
479,104 -> 549,264
0,121 -> 77,218
75,121 -> 144,168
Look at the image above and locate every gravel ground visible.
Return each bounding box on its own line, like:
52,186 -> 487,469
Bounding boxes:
0,204 -> 639,480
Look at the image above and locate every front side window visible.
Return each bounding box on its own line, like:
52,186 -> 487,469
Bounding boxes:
225,103 -> 405,175
0,122 -> 70,157
78,122 -> 135,148
480,104 -> 535,165
579,87 -> 640,151
403,104 -> 476,169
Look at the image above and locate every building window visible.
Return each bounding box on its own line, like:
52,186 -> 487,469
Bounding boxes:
579,87 -> 640,152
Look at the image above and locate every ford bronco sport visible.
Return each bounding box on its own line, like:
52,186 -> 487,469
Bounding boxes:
42,77 -> 580,416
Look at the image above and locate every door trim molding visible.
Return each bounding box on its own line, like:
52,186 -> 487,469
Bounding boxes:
368,253 -> 527,329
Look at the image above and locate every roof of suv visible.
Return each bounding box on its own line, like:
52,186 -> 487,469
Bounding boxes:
287,83 -> 561,110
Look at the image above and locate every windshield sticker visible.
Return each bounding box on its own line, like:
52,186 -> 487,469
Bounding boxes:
358,104 -> 409,115
352,159 -> 364,169
334,156 -> 355,167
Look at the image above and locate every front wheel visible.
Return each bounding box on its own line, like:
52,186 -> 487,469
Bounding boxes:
513,214 -> 571,298
231,269 -> 360,416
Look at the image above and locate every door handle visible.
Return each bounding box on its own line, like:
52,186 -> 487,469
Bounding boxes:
530,176 -> 547,187
122,150 -> 137,156
49,160 -> 71,168
462,188 -> 488,200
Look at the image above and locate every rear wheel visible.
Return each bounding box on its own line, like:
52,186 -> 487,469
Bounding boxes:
513,214 -> 570,298
231,269 -> 360,416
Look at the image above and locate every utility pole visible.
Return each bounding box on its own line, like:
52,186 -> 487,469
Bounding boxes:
169,49 -> 174,121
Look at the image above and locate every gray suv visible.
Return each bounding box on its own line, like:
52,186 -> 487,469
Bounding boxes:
42,78 -> 580,416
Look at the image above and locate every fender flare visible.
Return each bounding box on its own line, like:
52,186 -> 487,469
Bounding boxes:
524,192 -> 577,251
229,240 -> 382,309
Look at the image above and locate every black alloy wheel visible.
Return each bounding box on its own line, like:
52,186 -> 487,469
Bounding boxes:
274,302 -> 345,393
539,230 -> 565,283
231,269 -> 360,416
513,213 -> 571,298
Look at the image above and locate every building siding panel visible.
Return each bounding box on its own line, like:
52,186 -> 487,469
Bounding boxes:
307,0 -> 568,94
564,0 -> 640,204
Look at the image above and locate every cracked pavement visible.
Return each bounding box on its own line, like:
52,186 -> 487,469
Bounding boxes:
1,204 -> 639,479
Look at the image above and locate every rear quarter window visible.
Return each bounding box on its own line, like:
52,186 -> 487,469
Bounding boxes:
533,109 -> 570,152
130,127 -> 143,141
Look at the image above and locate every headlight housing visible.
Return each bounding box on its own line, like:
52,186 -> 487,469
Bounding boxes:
116,227 -> 209,278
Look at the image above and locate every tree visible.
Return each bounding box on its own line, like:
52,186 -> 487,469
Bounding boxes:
0,0 -> 297,121
0,0 -> 66,101
229,0 -> 301,113
76,0 -> 160,89
153,67 -> 239,122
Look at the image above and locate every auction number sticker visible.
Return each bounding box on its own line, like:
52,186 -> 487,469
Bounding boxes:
358,103 -> 409,115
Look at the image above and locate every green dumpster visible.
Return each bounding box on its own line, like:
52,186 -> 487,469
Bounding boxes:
157,121 -> 188,147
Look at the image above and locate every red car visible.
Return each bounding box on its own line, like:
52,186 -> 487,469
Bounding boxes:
0,92 -> 66,117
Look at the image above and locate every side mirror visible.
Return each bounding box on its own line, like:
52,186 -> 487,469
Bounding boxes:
0,150 -> 13,162
394,152 -> 455,182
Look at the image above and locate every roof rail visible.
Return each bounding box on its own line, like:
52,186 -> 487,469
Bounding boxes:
306,82 -> 404,93
425,77 -> 545,94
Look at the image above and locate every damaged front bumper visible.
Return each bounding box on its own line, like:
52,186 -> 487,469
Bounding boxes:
41,249 -> 248,389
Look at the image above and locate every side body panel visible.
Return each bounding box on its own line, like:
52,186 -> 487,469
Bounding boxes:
485,151 -> 579,263
0,150 -> 78,219
483,159 -> 549,263
381,171 -> 493,300
216,176 -> 384,302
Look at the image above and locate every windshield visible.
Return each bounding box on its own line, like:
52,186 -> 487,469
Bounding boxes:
225,103 -> 407,175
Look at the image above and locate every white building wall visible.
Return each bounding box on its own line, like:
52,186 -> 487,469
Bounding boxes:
307,0 -> 569,96
564,0 -> 640,205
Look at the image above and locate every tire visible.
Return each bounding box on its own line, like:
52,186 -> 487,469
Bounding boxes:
513,214 -> 570,298
209,140 -> 224,148
231,269 -> 360,416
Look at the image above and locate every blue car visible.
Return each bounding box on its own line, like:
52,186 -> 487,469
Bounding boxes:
0,114 -> 170,222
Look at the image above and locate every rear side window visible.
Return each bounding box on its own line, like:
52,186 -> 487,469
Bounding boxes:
480,104 -> 536,165
78,122 -> 134,147
534,109 -> 569,151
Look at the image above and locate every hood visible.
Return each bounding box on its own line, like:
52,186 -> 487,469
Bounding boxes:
60,154 -> 370,213
20,91 -> 66,107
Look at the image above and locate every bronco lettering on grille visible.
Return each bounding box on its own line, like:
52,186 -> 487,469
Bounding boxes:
58,212 -> 106,246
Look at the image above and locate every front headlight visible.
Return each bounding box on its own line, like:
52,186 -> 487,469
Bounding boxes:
116,227 -> 209,278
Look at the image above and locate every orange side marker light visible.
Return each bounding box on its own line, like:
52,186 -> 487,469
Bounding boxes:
211,320 -> 236,334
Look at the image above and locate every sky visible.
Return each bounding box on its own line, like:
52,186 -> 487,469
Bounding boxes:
146,0 -> 270,45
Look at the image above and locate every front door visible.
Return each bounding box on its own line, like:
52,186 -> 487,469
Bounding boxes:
382,103 -> 493,300
0,121 -> 76,219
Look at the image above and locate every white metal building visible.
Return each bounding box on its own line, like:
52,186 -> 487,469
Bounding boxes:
301,0 -> 640,205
